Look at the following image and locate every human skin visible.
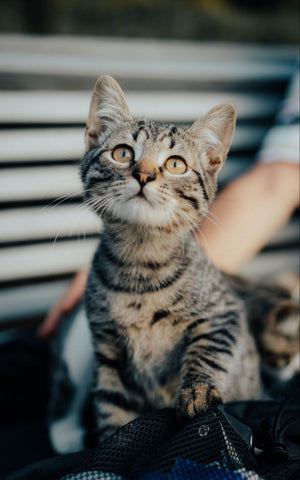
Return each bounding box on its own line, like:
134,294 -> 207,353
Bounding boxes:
196,162 -> 299,272
37,268 -> 89,339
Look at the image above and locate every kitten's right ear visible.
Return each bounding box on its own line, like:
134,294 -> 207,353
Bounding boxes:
187,103 -> 236,176
85,75 -> 132,149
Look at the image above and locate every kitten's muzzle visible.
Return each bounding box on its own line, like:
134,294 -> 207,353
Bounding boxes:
132,167 -> 156,188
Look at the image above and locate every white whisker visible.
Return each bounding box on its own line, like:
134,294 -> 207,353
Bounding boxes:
44,189 -> 90,212
203,211 -> 225,234
196,227 -> 210,257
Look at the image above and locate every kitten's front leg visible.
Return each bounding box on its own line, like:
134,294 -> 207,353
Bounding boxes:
94,365 -> 140,442
176,311 -> 241,421
92,328 -> 141,442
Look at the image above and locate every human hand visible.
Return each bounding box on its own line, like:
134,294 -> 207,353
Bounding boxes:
37,269 -> 89,340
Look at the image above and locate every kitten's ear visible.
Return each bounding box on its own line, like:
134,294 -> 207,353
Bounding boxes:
85,75 -> 132,149
187,103 -> 236,175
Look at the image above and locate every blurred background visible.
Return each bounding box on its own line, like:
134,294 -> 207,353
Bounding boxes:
0,1 -> 299,475
0,0 -> 298,328
0,0 -> 299,43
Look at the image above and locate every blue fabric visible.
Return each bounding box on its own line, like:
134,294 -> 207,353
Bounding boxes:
139,458 -> 259,479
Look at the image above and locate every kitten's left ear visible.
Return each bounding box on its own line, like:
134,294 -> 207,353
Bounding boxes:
187,103 -> 236,175
85,75 -> 133,149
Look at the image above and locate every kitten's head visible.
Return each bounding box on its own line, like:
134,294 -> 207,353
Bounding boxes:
81,75 -> 236,232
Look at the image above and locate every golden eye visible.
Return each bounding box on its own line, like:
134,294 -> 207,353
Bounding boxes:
165,157 -> 187,175
112,145 -> 134,164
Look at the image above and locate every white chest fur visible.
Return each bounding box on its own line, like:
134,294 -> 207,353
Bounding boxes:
108,292 -> 184,399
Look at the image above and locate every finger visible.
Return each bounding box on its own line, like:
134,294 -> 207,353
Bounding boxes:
37,269 -> 89,340
37,303 -> 64,340
62,269 -> 89,310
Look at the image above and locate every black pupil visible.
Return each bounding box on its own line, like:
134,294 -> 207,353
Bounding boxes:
122,150 -> 127,157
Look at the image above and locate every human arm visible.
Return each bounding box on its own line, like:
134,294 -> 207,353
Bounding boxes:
197,67 -> 299,273
37,268 -> 89,339
196,161 -> 299,273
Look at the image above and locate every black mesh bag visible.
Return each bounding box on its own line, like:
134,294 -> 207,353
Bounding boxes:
7,399 -> 300,480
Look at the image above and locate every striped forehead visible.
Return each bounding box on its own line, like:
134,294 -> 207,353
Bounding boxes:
131,122 -> 182,163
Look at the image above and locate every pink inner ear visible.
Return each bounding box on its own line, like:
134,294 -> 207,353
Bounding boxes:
209,154 -> 221,167
88,129 -> 98,140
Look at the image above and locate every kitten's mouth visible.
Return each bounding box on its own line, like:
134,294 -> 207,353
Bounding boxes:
136,190 -> 146,200
130,189 -> 152,205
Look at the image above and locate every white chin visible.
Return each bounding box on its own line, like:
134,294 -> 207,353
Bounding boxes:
111,197 -> 168,227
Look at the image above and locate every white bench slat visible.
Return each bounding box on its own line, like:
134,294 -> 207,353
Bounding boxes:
0,125 -> 266,163
0,205 -> 100,242
0,280 -> 71,323
0,35 -> 296,61
0,48 -> 294,83
0,91 -> 280,124
0,239 -> 97,282
0,128 -> 85,162
0,165 -> 82,201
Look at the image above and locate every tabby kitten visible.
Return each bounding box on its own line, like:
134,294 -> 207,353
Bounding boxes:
81,75 -> 262,442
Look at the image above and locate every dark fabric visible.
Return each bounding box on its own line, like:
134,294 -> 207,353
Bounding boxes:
6,401 -> 300,480
1,330 -> 299,480
0,329 -> 54,479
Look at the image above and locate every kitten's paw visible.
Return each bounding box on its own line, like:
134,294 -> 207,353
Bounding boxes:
176,384 -> 222,421
261,301 -> 299,368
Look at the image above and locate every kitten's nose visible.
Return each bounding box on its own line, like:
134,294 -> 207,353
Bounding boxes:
132,167 -> 156,187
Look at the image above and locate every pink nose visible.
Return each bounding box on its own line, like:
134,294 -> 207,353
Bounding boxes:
132,168 -> 156,186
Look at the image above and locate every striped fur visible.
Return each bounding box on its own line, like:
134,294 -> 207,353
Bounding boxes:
81,76 -> 262,442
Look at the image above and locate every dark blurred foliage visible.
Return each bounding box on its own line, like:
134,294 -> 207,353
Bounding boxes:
0,0 -> 299,44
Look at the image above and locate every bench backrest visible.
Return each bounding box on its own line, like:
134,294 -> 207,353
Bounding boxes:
0,35 -> 298,325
